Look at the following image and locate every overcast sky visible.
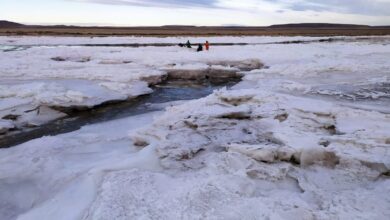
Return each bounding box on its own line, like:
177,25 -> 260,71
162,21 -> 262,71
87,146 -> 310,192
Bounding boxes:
1,0 -> 389,26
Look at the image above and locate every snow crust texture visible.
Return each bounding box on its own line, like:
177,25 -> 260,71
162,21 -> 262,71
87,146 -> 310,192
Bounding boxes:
0,36 -> 389,220
0,36 -> 267,134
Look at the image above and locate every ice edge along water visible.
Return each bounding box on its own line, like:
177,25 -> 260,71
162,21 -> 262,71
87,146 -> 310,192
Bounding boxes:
0,36 -> 389,220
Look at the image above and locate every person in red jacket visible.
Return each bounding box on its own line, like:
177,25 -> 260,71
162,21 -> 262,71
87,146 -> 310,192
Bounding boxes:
205,41 -> 210,51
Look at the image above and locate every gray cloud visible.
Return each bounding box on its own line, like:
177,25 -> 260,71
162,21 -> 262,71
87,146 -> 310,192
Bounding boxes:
71,0 -> 218,8
71,0 -> 390,16
266,0 -> 390,16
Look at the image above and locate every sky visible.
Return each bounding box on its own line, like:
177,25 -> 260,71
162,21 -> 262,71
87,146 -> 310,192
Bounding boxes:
0,0 -> 389,26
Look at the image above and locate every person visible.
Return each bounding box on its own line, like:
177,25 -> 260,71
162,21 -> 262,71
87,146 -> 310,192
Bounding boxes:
204,41 -> 209,51
197,44 -> 203,52
186,40 -> 192,48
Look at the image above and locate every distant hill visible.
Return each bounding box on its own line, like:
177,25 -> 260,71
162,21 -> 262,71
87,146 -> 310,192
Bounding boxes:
161,25 -> 197,28
0,20 -> 24,28
0,20 -> 389,36
269,23 -> 371,29
1,20 -> 388,29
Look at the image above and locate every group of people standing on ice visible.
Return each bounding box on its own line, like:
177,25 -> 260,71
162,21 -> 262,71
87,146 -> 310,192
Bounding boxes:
179,40 -> 210,52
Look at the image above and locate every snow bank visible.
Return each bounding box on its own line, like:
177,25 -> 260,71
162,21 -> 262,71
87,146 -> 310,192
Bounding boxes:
124,88 -> 389,219
0,112 -> 160,220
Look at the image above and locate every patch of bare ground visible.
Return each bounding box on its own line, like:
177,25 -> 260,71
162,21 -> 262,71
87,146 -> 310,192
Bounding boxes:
1,27 -> 390,36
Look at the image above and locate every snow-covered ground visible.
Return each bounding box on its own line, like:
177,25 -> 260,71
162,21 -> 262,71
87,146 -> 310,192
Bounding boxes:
0,36 -> 389,219
0,35 -> 342,45
0,37 -> 266,134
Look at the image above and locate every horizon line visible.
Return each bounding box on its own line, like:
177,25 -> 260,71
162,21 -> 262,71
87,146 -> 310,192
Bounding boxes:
2,20 -> 389,28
